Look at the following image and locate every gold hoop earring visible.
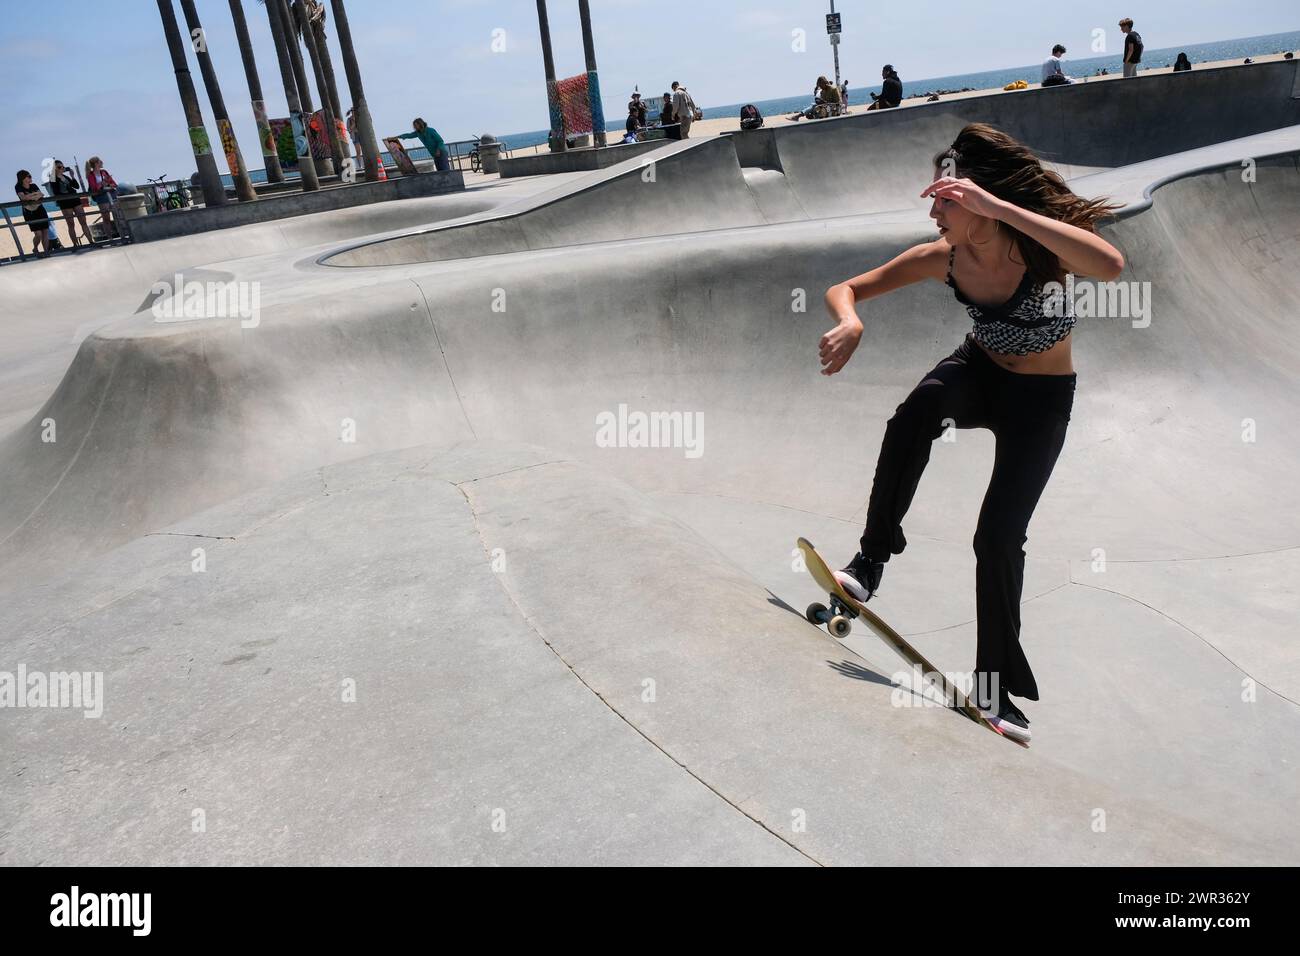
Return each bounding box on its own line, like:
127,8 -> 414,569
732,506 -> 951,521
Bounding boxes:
966,219 -> 1000,246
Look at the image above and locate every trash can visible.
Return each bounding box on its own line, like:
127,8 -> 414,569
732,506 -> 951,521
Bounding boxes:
478,133 -> 501,174
117,193 -> 147,220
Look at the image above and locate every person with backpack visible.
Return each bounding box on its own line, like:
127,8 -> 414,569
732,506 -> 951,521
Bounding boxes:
670,81 -> 699,138
1120,18 -> 1143,78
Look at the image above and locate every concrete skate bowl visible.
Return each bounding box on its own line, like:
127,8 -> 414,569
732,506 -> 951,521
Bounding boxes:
0,191 -> 506,440
326,59 -> 1300,267
2,153 -> 1299,859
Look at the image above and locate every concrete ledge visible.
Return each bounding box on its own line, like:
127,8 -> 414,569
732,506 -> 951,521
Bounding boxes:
129,170 -> 465,242
499,140 -> 669,178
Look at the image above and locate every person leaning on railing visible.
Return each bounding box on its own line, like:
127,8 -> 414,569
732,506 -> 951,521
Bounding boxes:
85,157 -> 118,240
395,118 -> 450,172
49,160 -> 95,248
14,169 -> 51,257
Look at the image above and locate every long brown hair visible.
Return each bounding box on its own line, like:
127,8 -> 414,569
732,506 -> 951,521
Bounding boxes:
934,123 -> 1120,284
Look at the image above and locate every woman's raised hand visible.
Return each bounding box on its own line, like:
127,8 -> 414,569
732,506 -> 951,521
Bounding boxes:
921,176 -> 1007,220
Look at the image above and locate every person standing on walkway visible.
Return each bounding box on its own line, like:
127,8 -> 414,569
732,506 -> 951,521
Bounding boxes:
670,81 -> 698,138
1120,18 -> 1143,78
15,170 -> 51,256
49,160 -> 94,248
396,118 -> 450,172
85,157 -> 118,240
817,124 -> 1124,743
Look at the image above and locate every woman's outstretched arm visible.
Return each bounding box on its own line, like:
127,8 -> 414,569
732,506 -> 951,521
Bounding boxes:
820,241 -> 945,376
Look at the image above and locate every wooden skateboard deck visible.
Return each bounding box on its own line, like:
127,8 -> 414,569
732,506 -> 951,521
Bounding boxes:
796,537 -> 1027,746
383,137 -> 418,176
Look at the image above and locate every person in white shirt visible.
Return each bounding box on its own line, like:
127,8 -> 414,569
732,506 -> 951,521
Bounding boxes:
1041,45 -> 1073,85
670,81 -> 697,138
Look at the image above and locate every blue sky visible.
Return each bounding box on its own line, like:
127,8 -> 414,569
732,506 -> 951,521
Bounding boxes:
1,0 -> 1295,184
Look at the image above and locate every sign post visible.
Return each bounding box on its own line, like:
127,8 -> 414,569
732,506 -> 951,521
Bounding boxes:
826,5 -> 842,90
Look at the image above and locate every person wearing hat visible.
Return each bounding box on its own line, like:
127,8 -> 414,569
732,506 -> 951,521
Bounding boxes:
628,92 -> 647,128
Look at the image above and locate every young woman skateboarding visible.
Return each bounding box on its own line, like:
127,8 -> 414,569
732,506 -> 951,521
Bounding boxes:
819,123 -> 1124,743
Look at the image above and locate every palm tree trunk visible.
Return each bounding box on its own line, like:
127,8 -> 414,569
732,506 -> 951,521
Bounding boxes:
329,0 -> 380,182
535,0 -> 564,152
229,0 -> 283,183
306,4 -> 342,120
273,0 -> 332,175
577,0 -> 606,147
156,0 -> 227,206
264,0 -> 319,189
179,0 -> 257,201
292,0 -> 347,175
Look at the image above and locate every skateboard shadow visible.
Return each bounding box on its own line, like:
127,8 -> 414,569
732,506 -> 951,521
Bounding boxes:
826,659 -> 894,688
768,593 -> 897,690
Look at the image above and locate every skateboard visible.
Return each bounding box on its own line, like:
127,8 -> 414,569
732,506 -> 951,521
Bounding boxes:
383,137 -> 418,176
796,537 -> 1027,747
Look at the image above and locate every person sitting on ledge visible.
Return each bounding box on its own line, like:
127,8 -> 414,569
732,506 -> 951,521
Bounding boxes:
867,64 -> 902,110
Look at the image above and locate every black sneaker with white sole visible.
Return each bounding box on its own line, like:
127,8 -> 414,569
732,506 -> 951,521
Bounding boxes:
975,691 -> 1031,743
833,552 -> 886,604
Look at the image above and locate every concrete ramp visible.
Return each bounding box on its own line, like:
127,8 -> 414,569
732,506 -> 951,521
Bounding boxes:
2,86 -> 1298,863
328,60 -> 1300,266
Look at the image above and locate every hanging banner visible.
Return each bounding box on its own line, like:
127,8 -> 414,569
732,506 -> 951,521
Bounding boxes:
189,126 -> 212,157
545,78 -> 564,143
252,99 -> 276,157
289,111 -> 310,158
218,118 -> 240,176
586,70 -> 606,142
555,73 -> 593,135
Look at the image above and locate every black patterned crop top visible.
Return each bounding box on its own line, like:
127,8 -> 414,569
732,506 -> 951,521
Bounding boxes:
946,247 -> 1075,355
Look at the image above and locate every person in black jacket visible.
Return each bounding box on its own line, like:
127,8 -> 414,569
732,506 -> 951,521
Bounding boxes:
49,160 -> 95,248
867,65 -> 902,110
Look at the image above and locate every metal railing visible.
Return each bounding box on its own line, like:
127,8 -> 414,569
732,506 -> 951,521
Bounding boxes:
1,188 -> 133,266
393,137 -> 514,172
